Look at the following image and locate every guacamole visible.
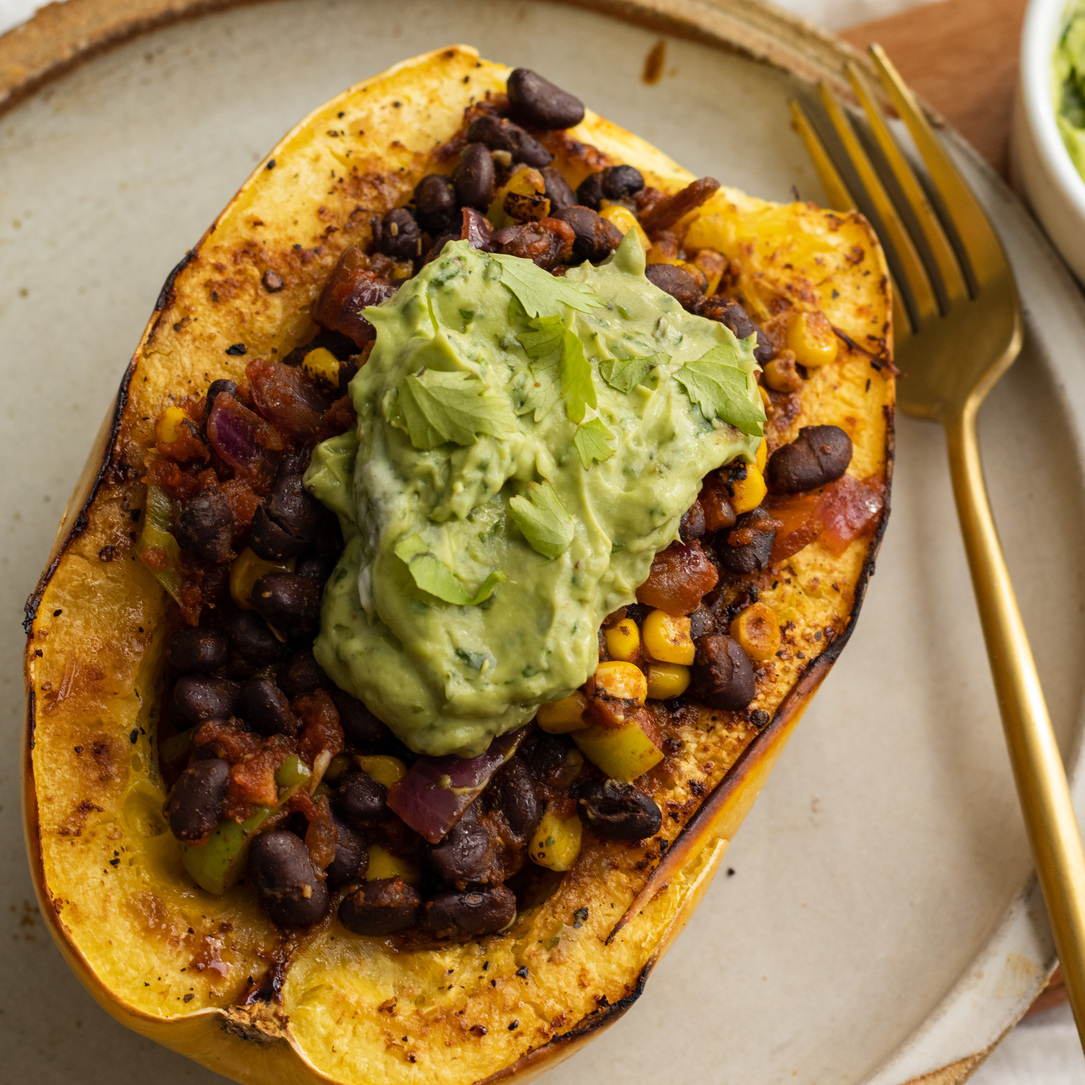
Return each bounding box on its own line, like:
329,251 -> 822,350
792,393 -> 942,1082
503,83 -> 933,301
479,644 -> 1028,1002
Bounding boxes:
1055,4 -> 1085,178
304,233 -> 764,757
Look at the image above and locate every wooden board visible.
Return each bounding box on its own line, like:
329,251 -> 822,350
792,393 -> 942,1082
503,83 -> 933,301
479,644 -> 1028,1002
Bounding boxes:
842,0 -> 1029,177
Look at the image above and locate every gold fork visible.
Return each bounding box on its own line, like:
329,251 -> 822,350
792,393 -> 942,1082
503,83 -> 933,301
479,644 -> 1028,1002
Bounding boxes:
791,45 -> 1085,1046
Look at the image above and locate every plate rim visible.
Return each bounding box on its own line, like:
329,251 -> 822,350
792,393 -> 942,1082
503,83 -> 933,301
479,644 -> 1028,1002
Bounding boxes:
3,2 -> 1074,1084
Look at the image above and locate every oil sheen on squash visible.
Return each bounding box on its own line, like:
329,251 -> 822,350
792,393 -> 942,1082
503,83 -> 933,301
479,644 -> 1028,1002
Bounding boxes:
304,234 -> 764,757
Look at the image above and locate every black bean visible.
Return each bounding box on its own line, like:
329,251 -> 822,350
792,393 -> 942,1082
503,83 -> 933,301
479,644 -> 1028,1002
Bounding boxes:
679,501 -> 706,543
694,633 -> 756,711
279,650 -> 326,698
492,219 -> 572,270
338,878 -> 421,935
466,114 -> 551,167
540,166 -> 576,212
295,553 -> 336,586
550,205 -> 622,264
577,779 -> 662,840
328,687 -> 387,745
487,759 -> 541,841
452,142 -> 495,210
251,474 -> 321,560
165,758 -> 229,841
176,489 -> 234,564
326,817 -> 368,891
249,510 -> 300,562
700,296 -> 774,364
333,769 -> 387,826
575,172 -> 606,211
167,628 -> 228,674
172,676 -> 240,726
205,378 -> 237,420
689,604 -> 715,640
766,425 -> 853,494
227,609 -> 285,666
251,572 -> 321,636
507,69 -> 585,130
413,173 -> 458,235
715,506 -> 777,575
421,885 -> 517,938
600,164 -> 644,200
373,207 -> 423,261
645,263 -> 704,311
249,830 -> 329,927
238,678 -> 298,736
430,803 -> 495,887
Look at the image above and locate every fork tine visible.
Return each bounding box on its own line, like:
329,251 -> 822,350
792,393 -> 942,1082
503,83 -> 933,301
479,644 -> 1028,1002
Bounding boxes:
816,82 -> 940,331
868,44 -> 1005,286
844,60 -> 969,306
790,99 -> 912,341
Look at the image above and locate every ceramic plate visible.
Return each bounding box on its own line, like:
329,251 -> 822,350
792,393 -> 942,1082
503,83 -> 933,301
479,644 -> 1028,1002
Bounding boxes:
3,2 -> 1085,1083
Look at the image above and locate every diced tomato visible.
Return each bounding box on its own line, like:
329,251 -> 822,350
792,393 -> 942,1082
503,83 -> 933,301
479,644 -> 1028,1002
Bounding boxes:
817,474 -> 885,555
295,689 -> 345,765
248,359 -> 332,438
636,541 -> 719,615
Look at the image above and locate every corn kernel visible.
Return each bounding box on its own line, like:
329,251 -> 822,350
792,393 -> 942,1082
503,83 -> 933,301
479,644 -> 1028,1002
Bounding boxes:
230,548 -> 293,610
155,405 -> 188,445
365,845 -> 420,884
730,602 -> 781,661
302,346 -> 341,387
731,464 -> 767,514
573,718 -> 664,781
646,662 -> 691,701
642,610 -> 695,665
787,309 -> 838,368
598,203 -> 650,251
530,803 -> 583,872
759,385 -> 771,410
536,691 -> 589,734
593,661 -> 647,704
763,349 -> 803,393
692,248 -> 727,294
355,755 -> 407,788
605,618 -> 640,662
756,438 -> 768,474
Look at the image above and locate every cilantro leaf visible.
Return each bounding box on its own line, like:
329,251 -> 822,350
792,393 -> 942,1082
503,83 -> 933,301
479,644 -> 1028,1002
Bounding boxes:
394,534 -> 506,605
674,347 -> 765,436
573,417 -> 616,468
518,315 -> 564,367
508,481 -> 574,559
390,369 -> 516,450
598,353 -> 662,394
560,329 -> 596,424
492,253 -> 603,318
516,371 -> 562,422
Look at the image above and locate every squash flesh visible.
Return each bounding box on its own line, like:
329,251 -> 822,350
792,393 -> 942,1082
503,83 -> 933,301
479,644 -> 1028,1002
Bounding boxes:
24,45 -> 892,1085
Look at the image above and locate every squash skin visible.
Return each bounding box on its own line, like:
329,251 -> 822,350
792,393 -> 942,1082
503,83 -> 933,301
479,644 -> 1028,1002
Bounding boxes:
22,44 -> 893,1085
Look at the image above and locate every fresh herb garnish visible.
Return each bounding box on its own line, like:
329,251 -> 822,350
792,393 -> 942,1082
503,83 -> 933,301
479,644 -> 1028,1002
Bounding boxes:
507,481 -> 575,559
519,316 -> 596,424
389,369 -> 516,450
674,345 -> 765,436
492,254 -> 603,318
394,534 -> 506,605
598,352 -> 661,394
560,329 -> 596,424
573,416 -> 616,468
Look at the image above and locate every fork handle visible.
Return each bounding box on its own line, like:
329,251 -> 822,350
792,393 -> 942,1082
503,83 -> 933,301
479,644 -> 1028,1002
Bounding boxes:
947,402 -> 1085,1043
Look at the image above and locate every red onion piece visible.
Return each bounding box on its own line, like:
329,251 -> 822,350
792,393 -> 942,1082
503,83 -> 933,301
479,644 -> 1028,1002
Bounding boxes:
248,359 -> 332,437
386,731 -> 524,844
461,207 -> 496,251
313,246 -> 399,348
206,393 -> 282,476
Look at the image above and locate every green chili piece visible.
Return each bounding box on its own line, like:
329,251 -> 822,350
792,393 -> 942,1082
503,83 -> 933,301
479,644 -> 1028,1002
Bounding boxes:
275,754 -> 312,790
137,485 -> 183,602
181,806 -> 271,895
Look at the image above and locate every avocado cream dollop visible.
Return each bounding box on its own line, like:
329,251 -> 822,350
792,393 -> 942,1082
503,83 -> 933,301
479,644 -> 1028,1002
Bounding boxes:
1056,5 -> 1085,177
304,232 -> 764,757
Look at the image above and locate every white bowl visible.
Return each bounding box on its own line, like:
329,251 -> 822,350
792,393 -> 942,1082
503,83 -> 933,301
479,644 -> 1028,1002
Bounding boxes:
1013,0 -> 1085,282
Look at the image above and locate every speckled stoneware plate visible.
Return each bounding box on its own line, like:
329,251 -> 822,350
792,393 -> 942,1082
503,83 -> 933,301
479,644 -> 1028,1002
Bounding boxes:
3,1 -> 1085,1083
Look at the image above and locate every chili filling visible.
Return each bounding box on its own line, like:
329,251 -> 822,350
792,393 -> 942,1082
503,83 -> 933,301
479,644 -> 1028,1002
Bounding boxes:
149,66 -> 883,941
